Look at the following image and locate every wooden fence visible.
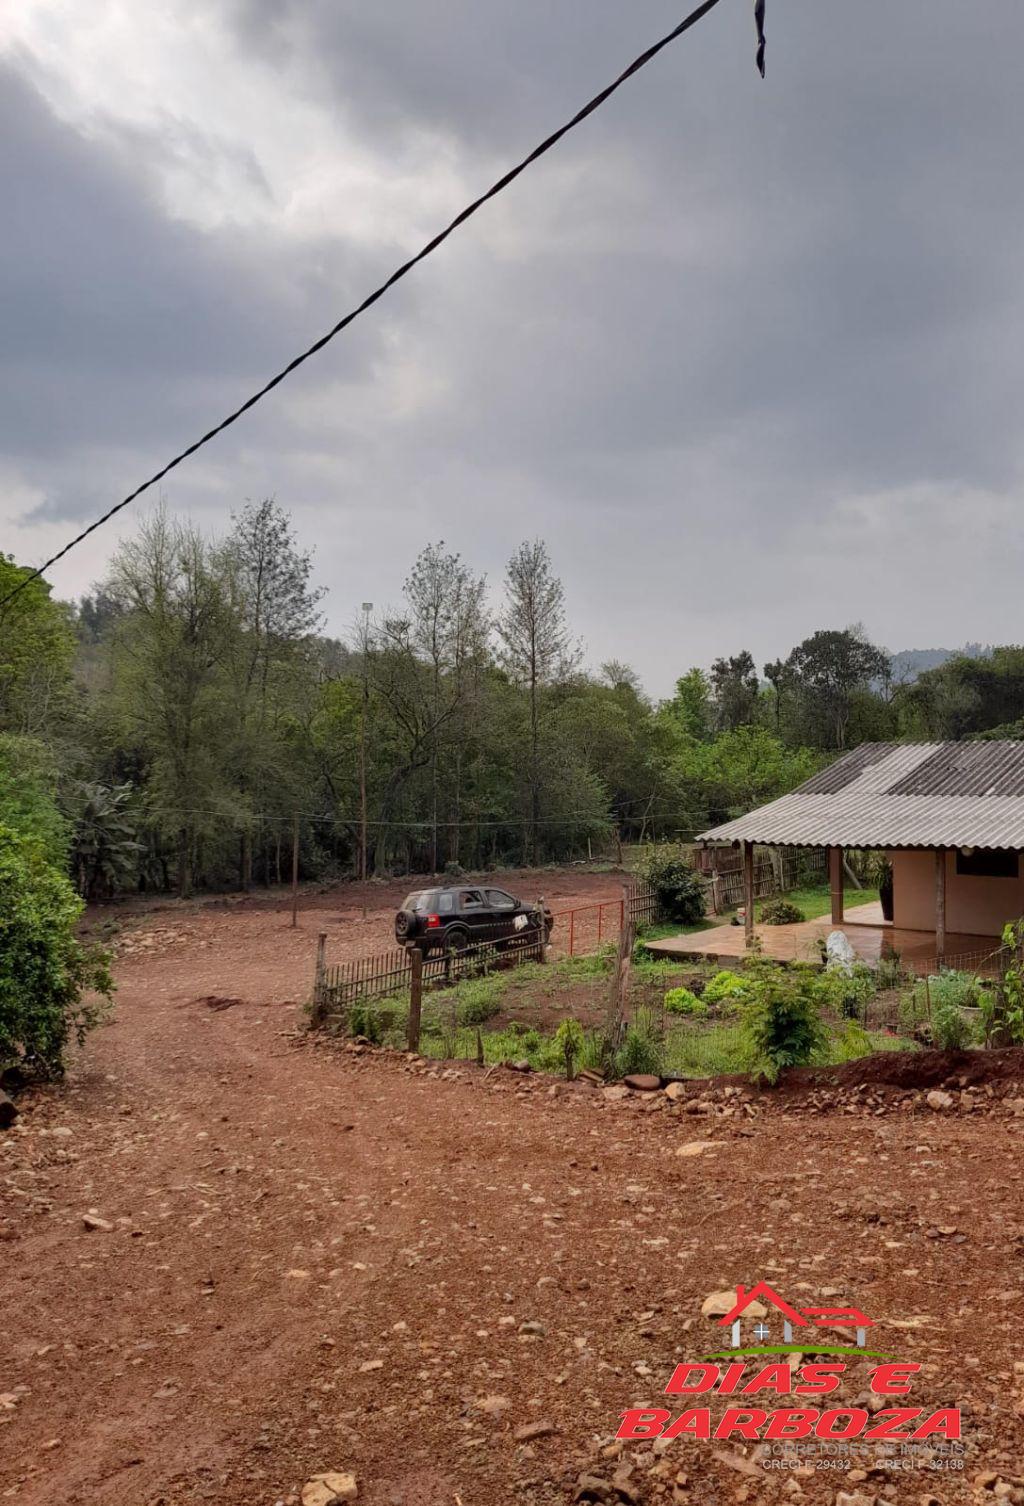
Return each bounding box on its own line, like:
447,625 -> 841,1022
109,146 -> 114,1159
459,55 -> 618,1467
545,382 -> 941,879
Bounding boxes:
312,925 -> 547,1047
692,846 -> 828,912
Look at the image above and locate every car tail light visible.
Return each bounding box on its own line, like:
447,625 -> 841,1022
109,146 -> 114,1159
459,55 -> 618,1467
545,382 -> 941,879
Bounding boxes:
426,914 -> 441,929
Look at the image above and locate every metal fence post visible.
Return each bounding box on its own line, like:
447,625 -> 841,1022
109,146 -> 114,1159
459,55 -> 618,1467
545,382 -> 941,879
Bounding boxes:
407,947 -> 423,1052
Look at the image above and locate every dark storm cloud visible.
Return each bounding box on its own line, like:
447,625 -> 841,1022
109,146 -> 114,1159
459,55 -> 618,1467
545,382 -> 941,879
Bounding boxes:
3,2 -> 1024,686
0,62 -> 409,499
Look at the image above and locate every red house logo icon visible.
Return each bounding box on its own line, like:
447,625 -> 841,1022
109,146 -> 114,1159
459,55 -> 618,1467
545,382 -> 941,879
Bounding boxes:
719,1281 -> 874,1351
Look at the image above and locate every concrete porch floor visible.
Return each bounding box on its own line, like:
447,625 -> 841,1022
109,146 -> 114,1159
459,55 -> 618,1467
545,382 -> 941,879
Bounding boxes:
646,901 -> 1004,974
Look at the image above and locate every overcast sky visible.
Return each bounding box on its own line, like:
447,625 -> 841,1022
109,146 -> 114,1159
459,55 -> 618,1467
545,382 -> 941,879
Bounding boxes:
2,1 -> 1023,696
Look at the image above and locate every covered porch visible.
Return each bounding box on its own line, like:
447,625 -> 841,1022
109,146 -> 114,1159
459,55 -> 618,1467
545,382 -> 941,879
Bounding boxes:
646,898 -> 1004,975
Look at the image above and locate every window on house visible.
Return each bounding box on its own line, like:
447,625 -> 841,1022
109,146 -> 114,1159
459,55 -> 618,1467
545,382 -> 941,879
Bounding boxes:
955,849 -> 1020,880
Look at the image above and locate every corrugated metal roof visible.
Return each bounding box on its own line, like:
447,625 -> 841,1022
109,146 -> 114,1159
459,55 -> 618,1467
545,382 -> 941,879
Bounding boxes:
698,741 -> 1024,850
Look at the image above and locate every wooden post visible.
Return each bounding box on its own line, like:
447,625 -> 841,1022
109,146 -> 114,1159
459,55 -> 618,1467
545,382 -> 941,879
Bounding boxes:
407,947 -> 423,1052
711,869 -> 724,917
537,897 -> 547,962
605,918 -> 635,1046
311,931 -> 328,1026
743,841 -> 755,949
290,813 -> 300,928
829,846 -> 844,926
935,848 -> 946,965
615,828 -> 623,866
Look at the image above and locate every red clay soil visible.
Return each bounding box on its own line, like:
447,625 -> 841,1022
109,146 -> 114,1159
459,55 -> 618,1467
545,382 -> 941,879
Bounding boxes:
4,897 -> 1024,1505
82,865 -> 633,979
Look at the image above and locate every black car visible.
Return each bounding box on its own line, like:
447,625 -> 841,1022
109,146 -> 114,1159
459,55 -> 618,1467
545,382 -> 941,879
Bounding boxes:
394,885 -> 554,955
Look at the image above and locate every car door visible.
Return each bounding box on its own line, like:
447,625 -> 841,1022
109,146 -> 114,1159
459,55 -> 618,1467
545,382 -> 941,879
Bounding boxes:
485,888 -> 520,942
457,888 -> 488,942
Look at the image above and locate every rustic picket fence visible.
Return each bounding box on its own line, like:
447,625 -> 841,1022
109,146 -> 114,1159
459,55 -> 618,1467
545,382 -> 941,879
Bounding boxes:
691,845 -> 827,911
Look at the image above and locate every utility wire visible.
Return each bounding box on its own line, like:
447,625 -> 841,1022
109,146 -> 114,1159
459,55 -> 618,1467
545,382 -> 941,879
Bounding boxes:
0,0 -> 730,611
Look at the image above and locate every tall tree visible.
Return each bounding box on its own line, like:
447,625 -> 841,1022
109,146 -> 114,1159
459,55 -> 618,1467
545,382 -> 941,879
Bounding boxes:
104,509 -> 231,896
367,545 -> 488,873
709,650 -> 759,731
219,500 -> 323,884
0,555 -> 76,740
496,541 -> 580,864
776,628 -> 890,750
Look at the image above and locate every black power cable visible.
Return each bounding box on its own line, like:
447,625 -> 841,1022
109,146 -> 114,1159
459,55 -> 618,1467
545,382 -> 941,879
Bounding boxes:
0,0 -> 738,610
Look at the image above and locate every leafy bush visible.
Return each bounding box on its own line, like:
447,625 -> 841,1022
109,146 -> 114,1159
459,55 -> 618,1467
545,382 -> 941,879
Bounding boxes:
814,963 -> 875,1020
346,1002 -> 384,1043
635,847 -> 706,926
908,970 -> 983,1034
759,898 -> 805,926
931,999 -> 974,1052
703,970 -> 750,1007
737,963 -> 828,1084
664,987 -> 708,1017
0,824 -> 113,1077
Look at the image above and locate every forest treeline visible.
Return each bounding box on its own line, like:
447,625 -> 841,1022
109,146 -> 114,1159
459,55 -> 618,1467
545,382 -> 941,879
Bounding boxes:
2,500 -> 1024,899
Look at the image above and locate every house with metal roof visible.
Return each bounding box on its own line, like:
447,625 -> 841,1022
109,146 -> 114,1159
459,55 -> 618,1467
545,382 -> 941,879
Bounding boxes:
697,741 -> 1024,955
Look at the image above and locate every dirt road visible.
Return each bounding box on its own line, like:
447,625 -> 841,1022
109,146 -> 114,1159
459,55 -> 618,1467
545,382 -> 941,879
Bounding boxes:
3,904 -> 1024,1505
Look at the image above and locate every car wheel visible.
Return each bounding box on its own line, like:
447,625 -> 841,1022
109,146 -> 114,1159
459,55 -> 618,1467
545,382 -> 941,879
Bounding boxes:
395,911 -> 411,940
443,926 -> 470,955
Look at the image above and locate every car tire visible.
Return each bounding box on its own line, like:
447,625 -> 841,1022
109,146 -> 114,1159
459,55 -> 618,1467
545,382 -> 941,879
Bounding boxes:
395,911 -> 412,940
443,926 -> 470,955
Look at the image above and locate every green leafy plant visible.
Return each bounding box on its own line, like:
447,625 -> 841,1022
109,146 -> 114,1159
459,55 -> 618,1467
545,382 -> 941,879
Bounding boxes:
664,986 -> 708,1017
553,1017 -> 584,1079
737,963 -> 828,1085
703,970 -> 750,1008
978,922 -> 1024,1046
346,1002 -> 384,1043
758,898 -> 806,926
70,782 -> 142,899
931,998 -> 974,1052
634,847 -> 706,926
0,824 -> 113,1078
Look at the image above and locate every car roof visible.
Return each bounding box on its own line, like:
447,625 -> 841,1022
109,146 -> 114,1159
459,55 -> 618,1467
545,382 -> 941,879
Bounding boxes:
406,884 -> 514,897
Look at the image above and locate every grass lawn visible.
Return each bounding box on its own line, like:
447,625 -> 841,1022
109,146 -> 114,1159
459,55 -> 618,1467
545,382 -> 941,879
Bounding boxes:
756,884 -> 879,922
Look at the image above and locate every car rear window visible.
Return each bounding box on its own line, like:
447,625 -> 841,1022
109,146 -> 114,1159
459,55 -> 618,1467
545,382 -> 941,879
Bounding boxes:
403,892 -> 431,911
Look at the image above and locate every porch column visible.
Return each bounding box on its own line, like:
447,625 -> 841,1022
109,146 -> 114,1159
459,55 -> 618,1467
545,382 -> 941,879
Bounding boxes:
935,848 -> 946,964
743,840 -> 755,948
829,846 -> 844,926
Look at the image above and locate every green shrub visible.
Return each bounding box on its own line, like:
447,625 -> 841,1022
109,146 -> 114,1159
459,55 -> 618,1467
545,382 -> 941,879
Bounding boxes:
0,824 -> 113,1077
616,1023 -> 665,1079
930,999 -> 973,1052
635,847 -> 706,926
665,987 -> 708,1018
759,898 -> 805,926
703,970 -> 750,1007
346,1002 -> 384,1043
553,1017 -> 584,1078
738,963 -> 828,1084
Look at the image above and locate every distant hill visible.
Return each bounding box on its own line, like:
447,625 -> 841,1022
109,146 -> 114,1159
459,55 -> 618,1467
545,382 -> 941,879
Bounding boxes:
889,644 -> 991,684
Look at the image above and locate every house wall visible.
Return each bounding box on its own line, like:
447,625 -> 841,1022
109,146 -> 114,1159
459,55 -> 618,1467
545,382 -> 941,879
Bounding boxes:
890,849 -> 1024,937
